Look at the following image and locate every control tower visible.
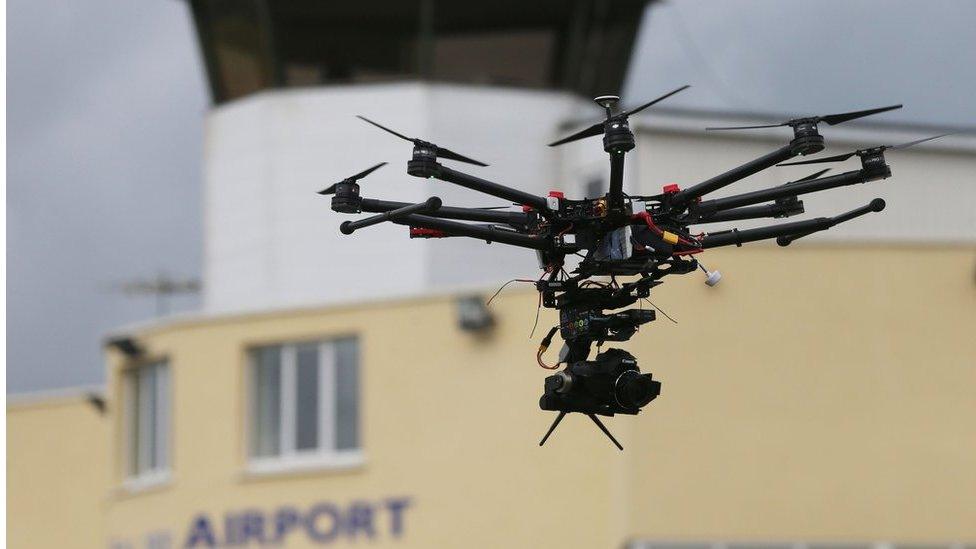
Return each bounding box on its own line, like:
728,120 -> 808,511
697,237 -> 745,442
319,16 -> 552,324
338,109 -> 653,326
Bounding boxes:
186,0 -> 655,312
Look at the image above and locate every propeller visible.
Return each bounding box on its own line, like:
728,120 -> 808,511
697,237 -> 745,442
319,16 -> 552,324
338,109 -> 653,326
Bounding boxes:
474,202 -> 525,210
548,85 -> 691,147
777,134 -> 948,167
318,162 -> 387,195
356,116 -> 488,167
706,104 -> 903,131
782,168 -> 831,186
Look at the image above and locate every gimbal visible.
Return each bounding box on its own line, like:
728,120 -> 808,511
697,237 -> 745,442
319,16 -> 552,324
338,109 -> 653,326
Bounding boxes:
320,86 -> 935,449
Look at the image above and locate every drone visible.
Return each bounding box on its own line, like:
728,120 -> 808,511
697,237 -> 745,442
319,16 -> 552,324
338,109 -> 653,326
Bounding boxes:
320,85 -> 942,450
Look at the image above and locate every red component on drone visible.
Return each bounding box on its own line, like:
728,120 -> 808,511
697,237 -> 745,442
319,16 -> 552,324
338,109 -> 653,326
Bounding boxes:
548,190 -> 565,198
409,227 -> 447,238
662,183 -> 681,194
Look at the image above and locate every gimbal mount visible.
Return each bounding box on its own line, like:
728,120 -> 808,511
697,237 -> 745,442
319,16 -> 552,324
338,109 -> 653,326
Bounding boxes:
320,87 -> 933,449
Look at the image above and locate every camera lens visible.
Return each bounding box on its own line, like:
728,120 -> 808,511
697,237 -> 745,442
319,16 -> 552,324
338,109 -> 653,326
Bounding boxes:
613,370 -> 660,409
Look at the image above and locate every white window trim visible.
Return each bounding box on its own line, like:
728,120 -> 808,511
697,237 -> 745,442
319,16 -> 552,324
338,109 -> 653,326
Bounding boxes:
120,469 -> 173,494
245,339 -> 361,475
122,362 -> 171,486
246,449 -> 366,477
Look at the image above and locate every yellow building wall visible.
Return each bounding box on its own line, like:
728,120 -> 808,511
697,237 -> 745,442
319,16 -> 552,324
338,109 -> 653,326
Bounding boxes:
7,394 -> 109,549
9,244 -> 975,548
619,246 -> 976,542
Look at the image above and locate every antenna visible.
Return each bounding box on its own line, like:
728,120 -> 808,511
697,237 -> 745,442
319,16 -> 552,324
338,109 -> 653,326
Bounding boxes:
115,272 -> 201,316
594,95 -> 620,118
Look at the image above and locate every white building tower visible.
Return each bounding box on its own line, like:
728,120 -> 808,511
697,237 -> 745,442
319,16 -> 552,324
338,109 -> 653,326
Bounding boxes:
187,0 -> 654,313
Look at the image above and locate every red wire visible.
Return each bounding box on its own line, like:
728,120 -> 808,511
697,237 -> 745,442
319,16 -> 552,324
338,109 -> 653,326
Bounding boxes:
537,349 -> 560,370
633,212 -> 697,247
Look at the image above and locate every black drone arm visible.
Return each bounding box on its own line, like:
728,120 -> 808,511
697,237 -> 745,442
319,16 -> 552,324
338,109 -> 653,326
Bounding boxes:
700,199 -> 885,248
777,199 -> 886,246
609,152 -> 626,210
701,218 -> 830,248
434,164 -> 549,212
694,200 -> 804,224
361,198 -> 530,227
390,213 -> 551,251
696,168 -> 880,214
672,144 -> 796,205
340,197 -> 442,235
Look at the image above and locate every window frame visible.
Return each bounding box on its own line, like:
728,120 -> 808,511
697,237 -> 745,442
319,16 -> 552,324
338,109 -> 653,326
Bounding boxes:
245,337 -> 363,475
121,360 -> 171,490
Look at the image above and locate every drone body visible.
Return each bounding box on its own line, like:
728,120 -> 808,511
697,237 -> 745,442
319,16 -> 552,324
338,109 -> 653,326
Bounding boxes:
320,86 -> 929,450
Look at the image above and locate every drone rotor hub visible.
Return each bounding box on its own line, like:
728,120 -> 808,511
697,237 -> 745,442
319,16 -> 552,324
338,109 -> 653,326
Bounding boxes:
784,120 -> 824,155
860,150 -> 891,178
330,181 -> 362,214
603,116 -> 635,153
412,140 -> 437,160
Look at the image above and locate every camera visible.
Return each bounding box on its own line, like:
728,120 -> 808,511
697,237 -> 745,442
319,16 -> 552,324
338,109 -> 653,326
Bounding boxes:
539,348 -> 661,415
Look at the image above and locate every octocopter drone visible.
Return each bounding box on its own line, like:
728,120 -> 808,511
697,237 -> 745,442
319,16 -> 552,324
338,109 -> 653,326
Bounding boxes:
320,86 -> 940,450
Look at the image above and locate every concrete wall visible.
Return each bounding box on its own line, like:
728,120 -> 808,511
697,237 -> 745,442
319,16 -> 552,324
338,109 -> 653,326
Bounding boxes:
203,83 -> 585,314
620,246 -> 976,541
630,113 -> 976,242
13,85 -> 975,548
8,392 -> 109,549
74,244 -> 975,549
204,84 -> 431,314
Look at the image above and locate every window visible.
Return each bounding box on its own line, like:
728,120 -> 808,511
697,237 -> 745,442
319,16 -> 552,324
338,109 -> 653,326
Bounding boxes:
123,361 -> 170,484
247,338 -> 361,472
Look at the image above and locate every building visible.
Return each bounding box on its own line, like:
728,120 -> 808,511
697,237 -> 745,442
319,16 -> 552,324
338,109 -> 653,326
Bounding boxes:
8,2 -> 976,548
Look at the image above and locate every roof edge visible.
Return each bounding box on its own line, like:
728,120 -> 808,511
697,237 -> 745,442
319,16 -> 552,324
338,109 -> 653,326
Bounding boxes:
8,384 -> 106,409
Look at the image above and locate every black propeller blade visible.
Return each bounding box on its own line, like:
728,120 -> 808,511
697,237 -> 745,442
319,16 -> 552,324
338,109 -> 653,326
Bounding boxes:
356,116 -> 488,167
782,168 -> 831,185
777,151 -> 858,166
548,124 -> 605,148
777,134 -> 948,167
318,162 -> 387,195
889,133 -> 951,150
706,104 -> 903,131
548,85 -> 691,147
621,84 -> 691,118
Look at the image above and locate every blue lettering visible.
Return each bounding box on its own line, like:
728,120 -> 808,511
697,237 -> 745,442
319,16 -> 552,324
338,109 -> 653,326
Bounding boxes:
182,497 -> 412,546
273,506 -> 302,542
305,503 -> 340,543
345,501 -> 376,540
184,515 -> 216,548
385,497 -> 412,538
239,510 -> 266,544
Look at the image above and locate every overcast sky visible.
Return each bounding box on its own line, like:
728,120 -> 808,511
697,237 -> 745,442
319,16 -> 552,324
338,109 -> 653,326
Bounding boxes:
7,0 -> 975,393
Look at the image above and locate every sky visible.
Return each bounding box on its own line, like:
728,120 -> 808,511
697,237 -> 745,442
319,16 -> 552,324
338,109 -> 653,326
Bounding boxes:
7,0 -> 976,393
